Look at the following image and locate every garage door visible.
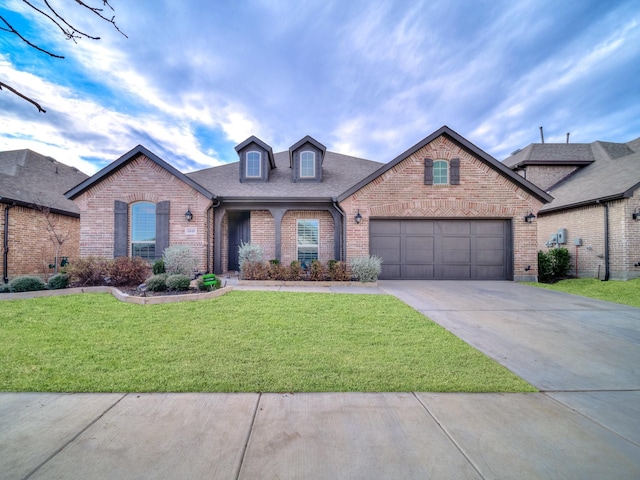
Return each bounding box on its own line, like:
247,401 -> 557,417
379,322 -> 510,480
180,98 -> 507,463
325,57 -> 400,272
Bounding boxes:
370,219 -> 512,280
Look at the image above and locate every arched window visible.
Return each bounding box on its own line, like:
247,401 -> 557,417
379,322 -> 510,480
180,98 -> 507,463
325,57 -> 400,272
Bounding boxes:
246,151 -> 261,177
433,160 -> 449,184
300,151 -> 315,178
131,202 -> 156,260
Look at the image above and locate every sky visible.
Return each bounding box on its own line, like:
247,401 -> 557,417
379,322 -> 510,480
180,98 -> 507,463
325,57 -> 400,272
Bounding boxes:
1,0 -> 639,176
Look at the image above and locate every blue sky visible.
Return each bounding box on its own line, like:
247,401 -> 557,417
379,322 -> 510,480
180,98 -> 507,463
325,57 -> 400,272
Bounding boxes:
1,0 -> 639,175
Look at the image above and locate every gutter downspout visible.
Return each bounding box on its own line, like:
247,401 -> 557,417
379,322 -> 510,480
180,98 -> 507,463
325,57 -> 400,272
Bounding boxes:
602,201 -> 610,281
3,202 -> 14,284
207,196 -> 221,273
332,198 -> 346,262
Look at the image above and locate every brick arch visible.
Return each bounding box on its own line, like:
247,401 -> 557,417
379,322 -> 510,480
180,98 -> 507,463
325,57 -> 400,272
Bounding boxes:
124,192 -> 161,204
369,199 -> 518,218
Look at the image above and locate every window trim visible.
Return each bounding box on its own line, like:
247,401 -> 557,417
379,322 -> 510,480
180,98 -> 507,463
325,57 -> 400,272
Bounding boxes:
300,151 -> 315,178
130,201 -> 156,260
246,151 -> 262,178
297,218 -> 319,264
433,159 -> 449,185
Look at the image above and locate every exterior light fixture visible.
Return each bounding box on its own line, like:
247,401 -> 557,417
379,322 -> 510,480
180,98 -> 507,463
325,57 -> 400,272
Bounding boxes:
633,208 -> 640,221
524,211 -> 536,223
185,207 -> 193,222
355,210 -> 362,224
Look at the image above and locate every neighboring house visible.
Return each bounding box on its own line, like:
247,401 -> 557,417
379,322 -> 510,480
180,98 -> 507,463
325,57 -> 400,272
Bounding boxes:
66,126 -> 551,281
0,150 -> 89,283
503,138 -> 640,280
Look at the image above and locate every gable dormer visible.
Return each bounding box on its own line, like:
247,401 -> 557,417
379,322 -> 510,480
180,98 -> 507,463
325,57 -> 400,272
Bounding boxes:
289,136 -> 326,183
235,136 -> 276,183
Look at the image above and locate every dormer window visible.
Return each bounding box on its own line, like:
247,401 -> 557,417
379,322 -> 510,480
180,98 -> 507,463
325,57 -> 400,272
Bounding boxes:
300,151 -> 315,178
246,151 -> 261,178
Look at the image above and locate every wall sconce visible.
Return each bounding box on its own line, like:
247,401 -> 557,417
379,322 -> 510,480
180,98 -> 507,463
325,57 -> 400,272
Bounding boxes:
185,207 -> 193,222
633,208 -> 640,220
524,211 -> 536,223
355,210 -> 362,224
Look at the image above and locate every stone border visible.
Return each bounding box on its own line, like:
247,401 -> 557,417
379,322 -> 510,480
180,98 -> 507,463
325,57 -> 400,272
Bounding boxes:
0,286 -> 234,304
237,280 -> 377,287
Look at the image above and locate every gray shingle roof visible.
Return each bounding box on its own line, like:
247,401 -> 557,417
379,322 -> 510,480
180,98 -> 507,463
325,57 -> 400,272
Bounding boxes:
502,143 -> 595,168
0,149 -> 89,215
186,151 -> 383,200
514,139 -> 640,213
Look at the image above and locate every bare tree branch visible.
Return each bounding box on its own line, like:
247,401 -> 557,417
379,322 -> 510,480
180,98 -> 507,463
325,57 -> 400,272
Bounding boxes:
0,81 -> 46,113
0,14 -> 64,58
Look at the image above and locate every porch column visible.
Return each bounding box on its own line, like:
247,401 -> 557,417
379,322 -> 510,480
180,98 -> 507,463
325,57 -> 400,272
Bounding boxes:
213,207 -> 226,275
269,208 -> 286,262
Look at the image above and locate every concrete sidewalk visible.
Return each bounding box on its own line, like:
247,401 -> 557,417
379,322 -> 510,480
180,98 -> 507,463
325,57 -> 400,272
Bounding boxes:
2,281 -> 640,479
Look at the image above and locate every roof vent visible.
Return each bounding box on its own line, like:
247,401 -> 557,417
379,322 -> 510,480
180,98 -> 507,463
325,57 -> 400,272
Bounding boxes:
510,148 -> 522,156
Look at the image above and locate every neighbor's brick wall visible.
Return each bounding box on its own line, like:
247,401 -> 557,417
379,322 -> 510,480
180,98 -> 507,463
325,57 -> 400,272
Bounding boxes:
72,155 -> 212,272
538,195 -> 640,280
280,210 -> 334,264
0,204 -> 80,282
339,135 -> 544,281
518,165 -> 579,191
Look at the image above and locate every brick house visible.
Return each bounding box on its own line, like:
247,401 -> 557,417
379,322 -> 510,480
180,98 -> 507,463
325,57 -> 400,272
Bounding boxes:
503,137 -> 640,280
66,126 -> 551,281
1,150 -> 88,283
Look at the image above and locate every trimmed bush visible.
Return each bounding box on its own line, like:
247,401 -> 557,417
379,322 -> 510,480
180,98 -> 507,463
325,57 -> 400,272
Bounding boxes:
152,259 -> 166,275
350,255 -> 383,283
107,256 -> 151,287
66,256 -> 109,286
0,283 -> 9,293
241,261 -> 269,280
268,262 -> 287,280
163,245 -> 198,276
238,241 -> 264,279
146,273 -> 169,292
9,276 -> 46,292
309,260 -> 326,281
328,260 -> 351,281
47,273 -> 69,290
538,247 -> 572,283
288,261 -> 303,281
165,274 -> 191,291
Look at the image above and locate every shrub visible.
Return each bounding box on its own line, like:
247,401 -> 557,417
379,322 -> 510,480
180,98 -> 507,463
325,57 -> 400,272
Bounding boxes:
0,283 -> 9,293
152,259 -> 166,275
350,255 -> 383,283
268,262 -> 288,280
146,273 -> 169,292
241,261 -> 269,280
47,273 -> 69,290
165,274 -> 192,291
288,261 -> 303,281
163,245 -> 198,276
538,247 -> 572,283
238,241 -> 264,275
328,260 -> 351,281
65,256 -> 110,286
309,260 -> 326,281
107,256 -> 151,287
9,276 -> 46,292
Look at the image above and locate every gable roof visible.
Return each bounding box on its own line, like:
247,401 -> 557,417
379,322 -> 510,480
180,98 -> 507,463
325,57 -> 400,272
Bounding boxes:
536,139 -> 640,213
234,136 -> 276,170
65,145 -> 216,200
503,143 -> 596,168
0,149 -> 89,216
187,150 -> 382,200
289,135 -> 327,168
337,125 -> 553,203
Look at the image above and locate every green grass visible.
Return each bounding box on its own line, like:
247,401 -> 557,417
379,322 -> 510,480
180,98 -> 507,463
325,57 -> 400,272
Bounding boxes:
0,291 -> 535,393
526,278 -> 640,308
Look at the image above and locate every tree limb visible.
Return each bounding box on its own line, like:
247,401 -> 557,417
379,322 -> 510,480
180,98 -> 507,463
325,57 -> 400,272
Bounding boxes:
0,81 -> 46,113
0,15 -> 64,58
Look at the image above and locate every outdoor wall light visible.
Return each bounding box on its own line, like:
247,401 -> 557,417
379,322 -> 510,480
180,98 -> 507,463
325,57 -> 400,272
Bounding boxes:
355,210 -> 362,224
185,207 -> 193,222
524,211 -> 536,223
633,208 -> 640,221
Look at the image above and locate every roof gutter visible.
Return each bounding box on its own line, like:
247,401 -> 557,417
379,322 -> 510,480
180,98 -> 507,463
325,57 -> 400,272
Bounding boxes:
600,201 -> 610,281
0,197 -> 79,218
539,193 -> 630,216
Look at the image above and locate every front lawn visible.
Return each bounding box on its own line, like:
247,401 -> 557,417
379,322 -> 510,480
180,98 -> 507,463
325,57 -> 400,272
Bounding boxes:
1,291 -> 535,393
527,278 -> 640,308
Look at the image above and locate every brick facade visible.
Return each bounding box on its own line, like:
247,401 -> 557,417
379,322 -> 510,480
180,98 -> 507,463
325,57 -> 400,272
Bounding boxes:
516,165 -> 579,191
73,155 -> 213,272
0,204 -> 80,282
280,210 -> 334,264
538,194 -> 640,280
339,135 -> 544,281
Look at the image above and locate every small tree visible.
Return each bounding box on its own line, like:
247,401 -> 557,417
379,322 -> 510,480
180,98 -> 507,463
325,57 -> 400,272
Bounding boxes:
34,202 -> 71,275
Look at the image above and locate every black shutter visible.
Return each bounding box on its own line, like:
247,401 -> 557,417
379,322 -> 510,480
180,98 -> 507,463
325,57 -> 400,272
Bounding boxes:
155,201 -> 170,260
450,158 -> 460,185
114,200 -> 128,257
424,158 -> 433,185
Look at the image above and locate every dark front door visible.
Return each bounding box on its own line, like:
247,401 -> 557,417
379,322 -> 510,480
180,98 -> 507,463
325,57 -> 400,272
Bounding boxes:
228,211 -> 251,271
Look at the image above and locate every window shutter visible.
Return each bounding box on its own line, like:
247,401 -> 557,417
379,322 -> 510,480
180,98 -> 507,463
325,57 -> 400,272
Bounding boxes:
155,200 -> 170,260
424,158 -> 433,185
450,158 -> 460,185
114,200 -> 128,257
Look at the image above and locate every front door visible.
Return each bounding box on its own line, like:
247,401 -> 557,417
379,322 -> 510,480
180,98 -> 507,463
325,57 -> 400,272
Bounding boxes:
228,211 -> 251,271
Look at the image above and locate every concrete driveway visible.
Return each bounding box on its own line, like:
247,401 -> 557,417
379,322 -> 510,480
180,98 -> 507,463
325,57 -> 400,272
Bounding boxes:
1,281 -> 639,479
